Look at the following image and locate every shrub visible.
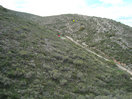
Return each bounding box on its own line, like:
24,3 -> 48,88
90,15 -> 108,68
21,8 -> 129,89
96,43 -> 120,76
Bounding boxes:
60,79 -> 67,85
73,59 -> 84,65
79,27 -> 85,31
77,72 -> 83,79
50,70 -> 61,80
19,50 -> 28,56
95,95 -> 113,99
77,95 -> 86,99
64,72 -> 72,79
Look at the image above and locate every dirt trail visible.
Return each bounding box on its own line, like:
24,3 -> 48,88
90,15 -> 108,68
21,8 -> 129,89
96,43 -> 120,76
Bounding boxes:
65,36 -> 132,76
116,64 -> 132,75
66,36 -> 109,61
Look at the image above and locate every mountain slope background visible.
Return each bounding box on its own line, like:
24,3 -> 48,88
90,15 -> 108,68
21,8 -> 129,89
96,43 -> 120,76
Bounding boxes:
0,6 -> 132,99
41,14 -> 132,65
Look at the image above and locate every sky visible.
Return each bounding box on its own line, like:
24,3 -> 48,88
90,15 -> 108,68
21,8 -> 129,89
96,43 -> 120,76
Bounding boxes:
0,0 -> 132,27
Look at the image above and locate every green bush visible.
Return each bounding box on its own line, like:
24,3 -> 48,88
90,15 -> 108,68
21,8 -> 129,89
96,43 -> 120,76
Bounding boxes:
60,79 -> 67,85
73,59 -> 84,65
50,70 -> 61,80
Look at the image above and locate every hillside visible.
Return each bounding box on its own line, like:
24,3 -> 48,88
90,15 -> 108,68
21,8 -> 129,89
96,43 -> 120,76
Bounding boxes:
39,14 -> 132,66
0,6 -> 132,99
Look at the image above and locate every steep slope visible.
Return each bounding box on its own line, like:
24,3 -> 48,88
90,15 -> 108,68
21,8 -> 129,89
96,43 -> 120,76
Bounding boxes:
0,6 -> 132,99
38,14 -> 132,68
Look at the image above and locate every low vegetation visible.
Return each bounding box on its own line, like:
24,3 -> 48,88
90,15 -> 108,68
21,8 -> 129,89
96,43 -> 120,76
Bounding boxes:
0,6 -> 132,99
